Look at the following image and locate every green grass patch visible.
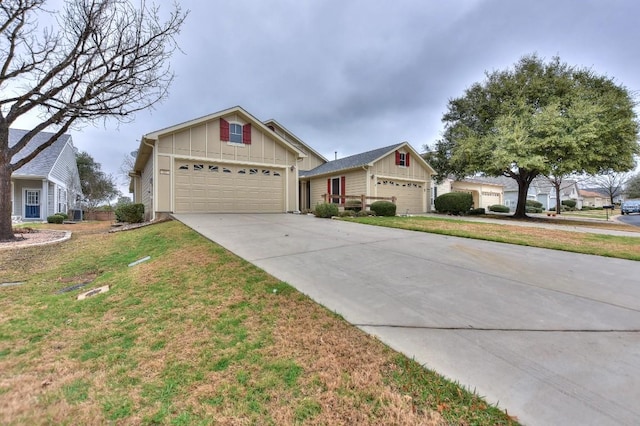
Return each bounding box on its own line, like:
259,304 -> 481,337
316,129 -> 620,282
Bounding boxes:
343,216 -> 640,261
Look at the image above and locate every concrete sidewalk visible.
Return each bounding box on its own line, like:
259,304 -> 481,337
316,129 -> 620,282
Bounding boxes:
175,213 -> 640,426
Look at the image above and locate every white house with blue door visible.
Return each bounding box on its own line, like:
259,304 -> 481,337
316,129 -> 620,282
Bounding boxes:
10,129 -> 82,222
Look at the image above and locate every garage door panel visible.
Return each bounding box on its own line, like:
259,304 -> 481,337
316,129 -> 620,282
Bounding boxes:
376,178 -> 425,214
175,161 -> 284,213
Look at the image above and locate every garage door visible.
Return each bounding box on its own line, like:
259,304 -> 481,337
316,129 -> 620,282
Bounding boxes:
376,178 -> 425,214
175,161 -> 284,213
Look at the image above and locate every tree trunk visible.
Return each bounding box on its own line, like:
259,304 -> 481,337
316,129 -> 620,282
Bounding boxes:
513,179 -> 529,218
555,184 -> 562,214
0,127 -> 15,240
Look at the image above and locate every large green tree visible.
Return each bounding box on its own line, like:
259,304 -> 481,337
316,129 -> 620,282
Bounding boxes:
430,55 -> 639,218
0,0 -> 186,241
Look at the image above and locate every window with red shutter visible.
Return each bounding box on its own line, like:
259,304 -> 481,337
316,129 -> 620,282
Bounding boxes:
395,150 -> 401,165
220,118 -> 229,141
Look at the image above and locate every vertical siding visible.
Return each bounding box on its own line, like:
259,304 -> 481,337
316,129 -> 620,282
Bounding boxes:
141,154 -> 154,220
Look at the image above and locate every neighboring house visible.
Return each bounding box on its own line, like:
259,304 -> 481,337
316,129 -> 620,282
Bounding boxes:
130,106 -> 435,220
580,189 -> 607,207
300,142 -> 435,214
528,177 -> 583,210
10,129 -> 82,222
434,177 -> 504,210
580,187 -> 623,205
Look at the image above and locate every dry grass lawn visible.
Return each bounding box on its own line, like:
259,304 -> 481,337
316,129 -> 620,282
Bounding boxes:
0,220 -> 516,425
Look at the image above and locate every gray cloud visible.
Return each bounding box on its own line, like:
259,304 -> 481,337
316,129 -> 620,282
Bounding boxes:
14,0 -> 640,194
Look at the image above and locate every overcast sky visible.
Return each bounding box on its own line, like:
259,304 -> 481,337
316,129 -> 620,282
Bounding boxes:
15,0 -> 640,195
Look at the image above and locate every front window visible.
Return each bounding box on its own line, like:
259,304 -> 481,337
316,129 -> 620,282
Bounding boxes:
230,123 -> 242,143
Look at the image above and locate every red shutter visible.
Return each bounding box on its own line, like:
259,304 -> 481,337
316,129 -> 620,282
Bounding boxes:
340,176 -> 346,204
406,152 -> 410,167
243,123 -> 252,144
395,150 -> 400,165
220,118 -> 229,141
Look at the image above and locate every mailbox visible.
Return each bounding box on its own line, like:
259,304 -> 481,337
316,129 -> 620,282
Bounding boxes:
603,205 -> 615,209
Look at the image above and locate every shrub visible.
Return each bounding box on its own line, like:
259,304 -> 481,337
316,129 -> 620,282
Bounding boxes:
356,210 -> 374,217
314,202 -> 339,218
561,199 -> 577,208
469,207 -> 486,215
370,201 -> 397,217
488,204 -> 510,213
526,207 -> 543,213
115,203 -> 145,223
56,212 -> 69,220
434,192 -> 473,215
47,214 -> 64,224
338,210 -> 355,217
344,199 -> 362,212
526,199 -> 543,208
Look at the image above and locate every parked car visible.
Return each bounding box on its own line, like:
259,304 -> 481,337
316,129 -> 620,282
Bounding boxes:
621,199 -> 640,215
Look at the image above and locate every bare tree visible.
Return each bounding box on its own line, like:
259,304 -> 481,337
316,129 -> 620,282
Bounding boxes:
0,0 -> 187,240
586,171 -> 633,205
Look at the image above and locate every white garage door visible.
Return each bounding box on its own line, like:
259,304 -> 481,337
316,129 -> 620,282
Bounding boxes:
376,178 -> 426,214
175,161 -> 285,213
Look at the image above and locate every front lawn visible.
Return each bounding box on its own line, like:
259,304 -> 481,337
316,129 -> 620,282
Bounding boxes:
0,221 -> 517,425
342,216 -> 640,261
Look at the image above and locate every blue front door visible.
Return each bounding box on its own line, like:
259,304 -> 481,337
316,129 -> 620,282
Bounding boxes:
25,190 -> 40,218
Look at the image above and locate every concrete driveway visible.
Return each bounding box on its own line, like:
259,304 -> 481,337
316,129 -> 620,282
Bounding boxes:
174,213 -> 640,426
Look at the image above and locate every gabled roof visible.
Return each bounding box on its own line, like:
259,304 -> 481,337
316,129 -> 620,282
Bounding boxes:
301,142 -> 423,178
262,118 -> 328,163
133,105 -> 307,172
10,129 -> 72,177
579,189 -> 607,198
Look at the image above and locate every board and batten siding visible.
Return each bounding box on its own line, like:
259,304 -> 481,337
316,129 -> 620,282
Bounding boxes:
140,152 -> 154,221
372,151 -> 429,181
308,169 -> 367,207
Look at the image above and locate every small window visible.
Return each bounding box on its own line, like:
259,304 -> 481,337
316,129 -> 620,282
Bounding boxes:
273,171 -> 281,177
179,164 -> 189,170
209,165 -> 218,172
249,168 -> 258,175
193,164 -> 204,171
223,168 -> 232,173
262,169 -> 270,176
230,123 -> 242,143
238,169 -> 246,174
398,152 -> 407,167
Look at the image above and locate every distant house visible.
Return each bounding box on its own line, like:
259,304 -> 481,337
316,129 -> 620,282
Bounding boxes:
10,129 -> 82,222
450,175 -> 582,211
579,189 -> 607,208
434,177 -> 503,210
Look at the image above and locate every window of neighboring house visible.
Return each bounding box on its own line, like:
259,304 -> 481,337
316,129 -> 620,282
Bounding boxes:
220,118 -> 252,144
395,150 -> 410,167
58,188 -> 67,213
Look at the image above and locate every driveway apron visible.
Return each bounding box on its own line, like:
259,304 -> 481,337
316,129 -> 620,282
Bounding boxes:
174,213 -> 640,426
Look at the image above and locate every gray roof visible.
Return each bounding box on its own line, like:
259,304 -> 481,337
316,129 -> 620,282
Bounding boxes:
10,129 -> 71,177
300,142 -> 405,178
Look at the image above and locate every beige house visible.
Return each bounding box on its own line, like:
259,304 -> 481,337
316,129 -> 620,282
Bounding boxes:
130,106 -> 317,220
131,106 -> 435,219
579,189 -> 606,208
300,142 -> 435,214
435,177 -> 504,210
